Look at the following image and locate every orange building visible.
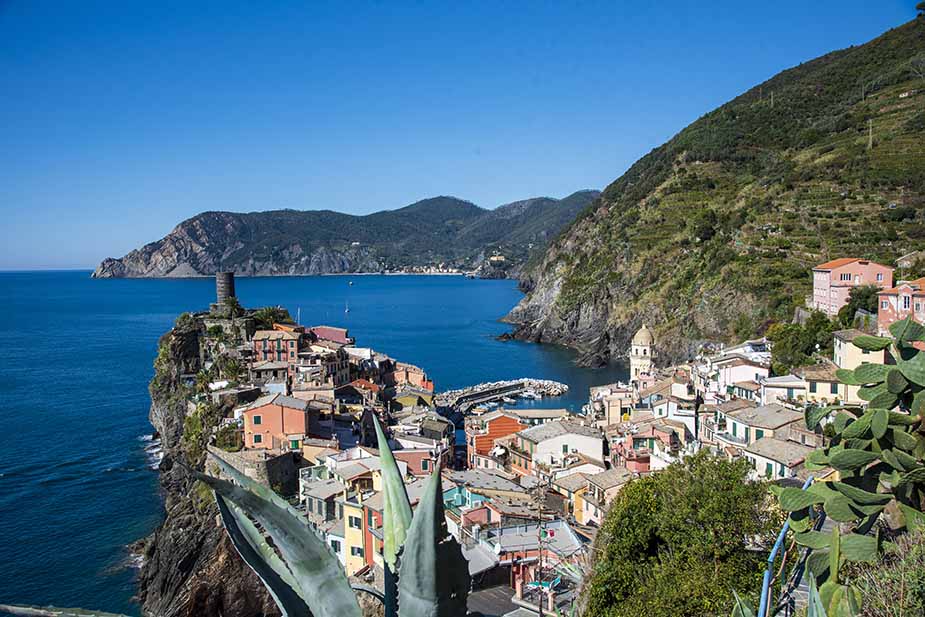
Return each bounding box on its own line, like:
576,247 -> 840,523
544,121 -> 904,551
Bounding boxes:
464,410 -> 526,468
242,393 -> 314,450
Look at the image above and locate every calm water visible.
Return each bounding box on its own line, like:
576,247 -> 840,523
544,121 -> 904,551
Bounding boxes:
0,271 -> 625,614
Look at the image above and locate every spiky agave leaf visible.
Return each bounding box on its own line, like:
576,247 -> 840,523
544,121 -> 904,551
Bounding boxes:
196,472 -> 362,617
373,416 -> 413,570
397,464 -> 469,617
0,607 -> 129,617
729,591 -> 756,617
215,495 -> 312,616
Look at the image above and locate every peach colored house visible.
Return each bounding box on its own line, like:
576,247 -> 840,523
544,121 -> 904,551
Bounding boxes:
464,410 -> 526,468
811,258 -> 893,316
877,277 -> 925,335
242,393 -> 313,450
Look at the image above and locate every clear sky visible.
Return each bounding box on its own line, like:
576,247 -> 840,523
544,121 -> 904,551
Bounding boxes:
0,0 -> 917,269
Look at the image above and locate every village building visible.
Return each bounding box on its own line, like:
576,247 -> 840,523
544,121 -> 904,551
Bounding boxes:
506,421 -> 604,478
701,398 -> 756,444
742,436 -> 816,480
609,419 -> 683,472
877,276 -> 925,334
833,329 -> 885,403
581,467 -> 635,525
465,410 -> 527,468
760,374 -> 807,406
241,393 -> 321,450
713,403 -> 803,451
794,360 -> 842,406
810,258 -> 893,316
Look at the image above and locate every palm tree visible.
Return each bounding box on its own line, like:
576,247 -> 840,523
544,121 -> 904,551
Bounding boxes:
253,306 -> 293,329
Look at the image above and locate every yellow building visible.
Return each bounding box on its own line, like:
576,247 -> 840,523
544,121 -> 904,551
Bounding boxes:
833,329 -> 886,404
340,497 -> 366,575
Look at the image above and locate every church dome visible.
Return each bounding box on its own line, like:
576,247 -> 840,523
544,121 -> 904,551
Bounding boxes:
632,324 -> 654,346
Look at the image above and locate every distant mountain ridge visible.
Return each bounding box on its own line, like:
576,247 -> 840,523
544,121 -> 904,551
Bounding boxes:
92,190 -> 599,278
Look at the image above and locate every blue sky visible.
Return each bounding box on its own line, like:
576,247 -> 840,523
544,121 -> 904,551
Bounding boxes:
0,0 -> 917,269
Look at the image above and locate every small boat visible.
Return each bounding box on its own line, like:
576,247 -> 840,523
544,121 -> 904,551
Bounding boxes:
344,300 -> 350,314
348,280 -> 354,286
502,396 -> 516,405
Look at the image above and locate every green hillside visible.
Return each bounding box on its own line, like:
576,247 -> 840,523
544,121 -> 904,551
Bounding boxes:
515,17 -> 925,362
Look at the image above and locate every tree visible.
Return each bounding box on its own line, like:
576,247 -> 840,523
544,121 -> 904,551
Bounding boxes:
918,2 -> 925,18
584,451 -> 779,617
253,305 -> 294,330
837,284 -> 880,326
766,311 -> 835,374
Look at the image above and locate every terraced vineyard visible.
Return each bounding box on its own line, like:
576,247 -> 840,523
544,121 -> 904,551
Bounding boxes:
510,17 -> 925,364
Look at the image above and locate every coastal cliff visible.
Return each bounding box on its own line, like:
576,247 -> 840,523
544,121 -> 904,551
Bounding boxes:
137,317 -> 278,617
92,191 -> 599,279
506,18 -> 925,366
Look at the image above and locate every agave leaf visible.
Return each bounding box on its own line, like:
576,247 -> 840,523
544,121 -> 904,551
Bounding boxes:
209,449 -> 304,519
0,607 -> 130,617
886,369 -> 909,394
851,335 -> 892,352
804,449 -> 831,471
841,412 -> 872,439
888,411 -> 920,426
807,575 -> 828,617
806,550 -> 831,583
824,495 -> 864,522
869,391 -> 899,410
730,591 -> 756,617
397,465 -> 470,617
196,473 -> 362,617
373,416 -> 413,571
829,527 -> 841,582
215,495 -> 311,617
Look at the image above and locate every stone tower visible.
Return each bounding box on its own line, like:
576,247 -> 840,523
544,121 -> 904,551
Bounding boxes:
216,271 -> 236,305
630,324 -> 655,381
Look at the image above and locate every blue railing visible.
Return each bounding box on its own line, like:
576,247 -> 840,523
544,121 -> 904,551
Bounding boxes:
757,475 -> 814,617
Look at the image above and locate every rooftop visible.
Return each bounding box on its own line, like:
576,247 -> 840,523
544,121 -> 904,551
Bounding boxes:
518,420 -> 601,444
745,437 -> 815,467
587,467 -> 635,490
240,393 -> 310,413
726,403 -> 803,430
795,359 -> 840,382
445,469 -> 526,494
553,472 -> 589,493
302,478 -> 346,500
254,329 -> 301,341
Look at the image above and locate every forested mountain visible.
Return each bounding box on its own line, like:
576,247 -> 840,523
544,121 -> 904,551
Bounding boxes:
92,190 -> 598,278
507,17 -> 925,365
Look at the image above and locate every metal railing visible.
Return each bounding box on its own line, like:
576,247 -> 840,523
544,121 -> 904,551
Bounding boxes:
757,475 -> 814,617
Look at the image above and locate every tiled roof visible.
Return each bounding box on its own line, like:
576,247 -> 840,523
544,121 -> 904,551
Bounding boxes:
587,467 -> 635,490
833,328 -> 865,342
445,469 -> 526,493
310,325 -> 352,344
240,393 -> 309,413
878,277 -> 925,295
813,258 -> 862,270
744,437 -> 814,467
254,330 -> 301,341
553,472 -> 590,493
727,404 -> 803,430
518,420 -> 601,443
795,359 -> 840,382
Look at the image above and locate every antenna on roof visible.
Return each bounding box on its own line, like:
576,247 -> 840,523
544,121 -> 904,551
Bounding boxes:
297,307 -> 301,325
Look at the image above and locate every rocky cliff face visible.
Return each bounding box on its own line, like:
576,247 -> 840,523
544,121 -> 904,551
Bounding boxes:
137,319 -> 278,617
506,19 -> 925,366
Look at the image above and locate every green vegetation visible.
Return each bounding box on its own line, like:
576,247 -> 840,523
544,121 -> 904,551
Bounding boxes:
852,527 -> 925,616
759,317 -> 925,616
252,306 -> 294,330
837,285 -> 881,327
584,451 -> 780,616
767,311 -> 836,375
542,19 -> 925,357
214,424 -> 242,452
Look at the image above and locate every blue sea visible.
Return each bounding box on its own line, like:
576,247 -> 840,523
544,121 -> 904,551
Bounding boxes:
0,271 -> 625,615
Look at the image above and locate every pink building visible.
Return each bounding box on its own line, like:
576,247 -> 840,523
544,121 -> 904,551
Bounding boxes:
242,393 -> 314,450
811,258 -> 893,316
877,277 -> 925,335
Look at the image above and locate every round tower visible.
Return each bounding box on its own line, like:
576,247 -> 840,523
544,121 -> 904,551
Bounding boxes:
630,324 -> 655,381
216,271 -> 236,305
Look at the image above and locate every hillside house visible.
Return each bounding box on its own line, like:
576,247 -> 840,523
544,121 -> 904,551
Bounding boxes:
811,258 -> 893,317
713,403 -> 803,451
581,467 -> 635,525
507,421 -> 603,477
742,436 -> 815,480
833,329 -> 885,403
877,277 -> 925,335
242,393 -> 319,450
465,410 -> 527,468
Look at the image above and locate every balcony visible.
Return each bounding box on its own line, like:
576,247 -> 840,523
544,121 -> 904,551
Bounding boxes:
714,430 -> 748,446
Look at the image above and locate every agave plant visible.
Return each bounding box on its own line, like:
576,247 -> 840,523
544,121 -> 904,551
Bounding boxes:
1,416 -> 470,617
